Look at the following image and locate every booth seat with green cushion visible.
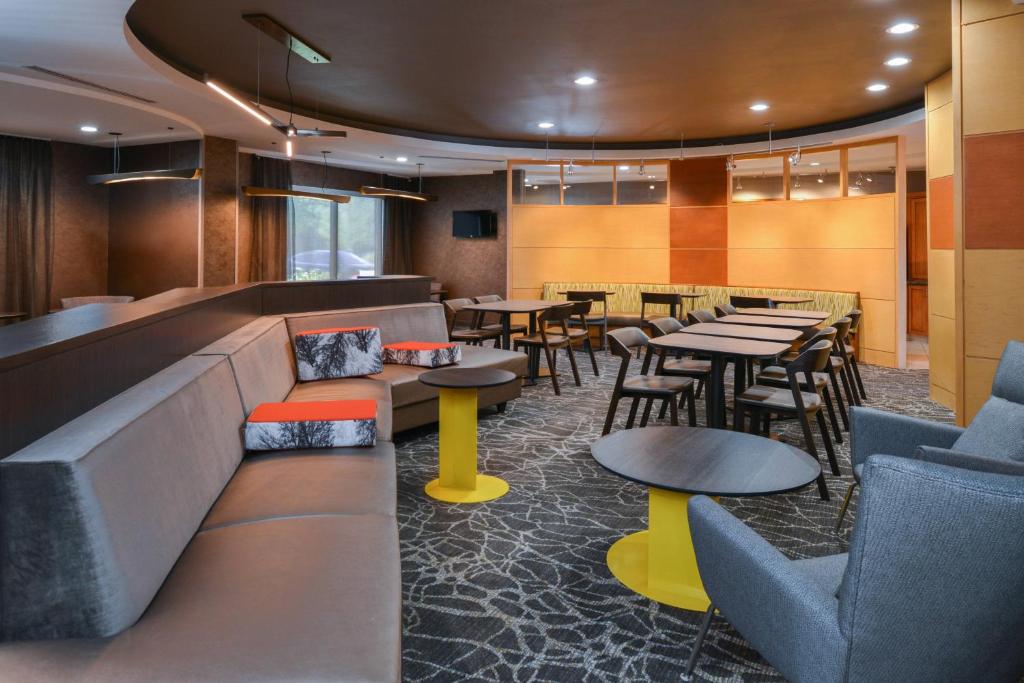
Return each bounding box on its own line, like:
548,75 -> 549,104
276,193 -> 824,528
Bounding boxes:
0,355 -> 401,682
541,282 -> 859,328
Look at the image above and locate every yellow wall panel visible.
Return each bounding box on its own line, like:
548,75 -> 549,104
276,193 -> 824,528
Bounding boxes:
511,287 -> 543,301
728,196 -> 895,250
926,103 -> 955,180
963,13 -> 1024,135
928,249 -> 956,320
859,298 -> 896,354
929,314 -> 957,394
926,71 -> 953,111
964,356 -> 1000,424
963,249 -> 1024,359
862,349 -> 896,368
728,248 -> 895,300
511,205 -> 668,249
512,247 -> 670,290
962,0 -> 1024,25
930,385 -> 956,410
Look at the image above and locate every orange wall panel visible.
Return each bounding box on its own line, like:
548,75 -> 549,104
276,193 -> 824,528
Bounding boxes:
670,249 -> 727,285
964,131 -> 1024,249
669,207 -> 728,249
669,158 -> 728,208
928,175 -> 955,249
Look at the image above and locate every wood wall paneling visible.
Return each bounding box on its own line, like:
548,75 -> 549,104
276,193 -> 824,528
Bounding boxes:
963,249 -> 1024,359
964,355 -> 999,420
514,246 -> 671,289
928,176 -> 955,249
728,196 -> 896,250
513,205 -> 668,249
669,249 -> 727,285
961,0 -> 1024,23
907,193 -> 928,281
925,71 -> 953,112
962,12 -> 1024,135
201,136 -> 239,286
908,285 -> 929,334
669,158 -> 728,207
963,130 -> 1024,249
929,313 -> 957,395
669,207 -> 728,249
858,298 -> 897,354
926,103 -> 955,179
928,249 -> 956,320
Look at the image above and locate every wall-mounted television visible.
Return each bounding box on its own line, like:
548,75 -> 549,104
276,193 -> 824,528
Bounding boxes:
453,210 -> 498,239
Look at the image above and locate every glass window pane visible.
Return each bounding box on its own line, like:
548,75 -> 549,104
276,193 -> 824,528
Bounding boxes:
288,197 -> 332,280
847,143 -> 897,196
732,156 -> 784,201
337,195 -> 382,278
563,163 -> 613,205
512,163 -> 562,204
790,149 -> 841,200
616,162 -> 668,204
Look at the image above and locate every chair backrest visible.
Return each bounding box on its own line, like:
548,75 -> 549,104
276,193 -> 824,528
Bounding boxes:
474,294 -> 503,303
648,316 -> 684,337
831,316 -> 852,348
607,327 -> 650,391
444,298 -> 479,331
714,304 -> 738,317
785,340 -> 832,406
62,295 -> 134,308
839,454 -> 1024,681
730,295 -> 774,309
687,309 -> 716,325
537,303 -> 575,340
566,290 -> 607,315
473,294 -> 504,325
846,308 -> 863,335
640,291 -> 680,319
950,340 -> 1024,462
797,326 -> 837,355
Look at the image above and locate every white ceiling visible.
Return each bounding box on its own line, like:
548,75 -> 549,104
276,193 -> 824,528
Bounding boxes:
0,0 -> 925,177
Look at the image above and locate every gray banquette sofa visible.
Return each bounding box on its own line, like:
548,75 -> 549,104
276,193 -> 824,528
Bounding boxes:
0,303 -> 526,681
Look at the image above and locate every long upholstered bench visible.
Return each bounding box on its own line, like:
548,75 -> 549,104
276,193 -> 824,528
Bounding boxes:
0,302 -> 527,681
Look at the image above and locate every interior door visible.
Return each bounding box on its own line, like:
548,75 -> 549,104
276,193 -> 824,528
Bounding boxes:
907,192 -> 928,335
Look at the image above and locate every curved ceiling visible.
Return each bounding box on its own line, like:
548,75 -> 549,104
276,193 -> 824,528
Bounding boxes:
126,0 -> 949,148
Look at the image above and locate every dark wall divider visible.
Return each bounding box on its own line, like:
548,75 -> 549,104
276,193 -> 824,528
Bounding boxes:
0,276 -> 431,458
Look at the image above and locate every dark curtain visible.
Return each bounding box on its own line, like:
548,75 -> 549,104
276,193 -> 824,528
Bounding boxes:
381,174 -> 415,274
0,135 -> 53,318
249,156 -> 292,282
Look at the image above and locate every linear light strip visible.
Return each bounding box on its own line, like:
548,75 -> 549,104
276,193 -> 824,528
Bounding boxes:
205,78 -> 274,126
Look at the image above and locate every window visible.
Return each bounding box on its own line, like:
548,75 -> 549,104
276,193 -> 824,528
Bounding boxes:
287,189 -> 383,280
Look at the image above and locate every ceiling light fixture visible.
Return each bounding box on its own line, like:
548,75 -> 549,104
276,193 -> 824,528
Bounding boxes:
243,186 -> 350,203
574,75 -> 597,86
866,83 -> 889,92
285,139 -> 293,158
205,77 -> 274,125
618,164 -> 630,171
734,176 -> 743,191
749,103 -> 770,112
360,162 -> 437,202
537,122 -> 555,129
885,56 -> 911,67
87,131 -> 202,185
886,22 -> 919,34
80,125 -> 98,133
810,161 -> 821,167
788,146 -> 802,167
396,156 -> 408,162
649,184 -> 655,190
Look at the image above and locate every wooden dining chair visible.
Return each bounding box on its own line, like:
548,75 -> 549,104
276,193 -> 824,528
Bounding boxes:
753,327 -> 844,442
829,317 -> 861,408
602,327 -> 696,435
474,294 -> 528,339
648,317 -> 711,423
514,303 -> 580,395
443,298 -> 501,346
640,292 -> 683,329
687,309 -> 717,325
729,295 -> 775,309
714,303 -> 738,317
565,290 -> 609,350
550,300 -> 600,376
735,340 -> 838,500
845,309 -> 868,400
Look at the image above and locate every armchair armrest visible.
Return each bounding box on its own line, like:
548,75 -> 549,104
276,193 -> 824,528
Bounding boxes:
914,446 -> 1024,477
688,496 -> 846,682
849,407 -> 964,470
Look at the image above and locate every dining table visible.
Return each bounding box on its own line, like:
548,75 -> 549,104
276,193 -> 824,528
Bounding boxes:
737,307 -> 829,321
647,332 -> 791,429
682,321 -> 802,343
716,314 -> 822,330
462,299 -> 556,351
767,295 -> 815,305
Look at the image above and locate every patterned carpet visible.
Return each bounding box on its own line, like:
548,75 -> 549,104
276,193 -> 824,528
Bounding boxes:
394,350 -> 954,682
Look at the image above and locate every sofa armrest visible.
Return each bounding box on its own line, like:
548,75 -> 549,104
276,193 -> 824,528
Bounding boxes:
688,496 -> 846,682
850,406 -> 964,470
914,445 -> 1024,476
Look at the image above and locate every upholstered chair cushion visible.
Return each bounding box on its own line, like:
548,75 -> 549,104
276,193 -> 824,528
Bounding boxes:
382,341 -> 461,368
245,400 -> 377,450
952,396 -> 1024,461
293,327 -> 383,381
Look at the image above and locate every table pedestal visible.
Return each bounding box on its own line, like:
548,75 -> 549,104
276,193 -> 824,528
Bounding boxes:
425,387 -> 509,503
607,487 -> 711,611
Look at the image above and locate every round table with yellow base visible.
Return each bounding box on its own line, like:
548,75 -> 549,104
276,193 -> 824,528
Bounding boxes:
592,426 -> 821,611
419,367 -> 518,503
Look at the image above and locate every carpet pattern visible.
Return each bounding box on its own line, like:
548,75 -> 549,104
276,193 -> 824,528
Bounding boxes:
395,350 -> 954,681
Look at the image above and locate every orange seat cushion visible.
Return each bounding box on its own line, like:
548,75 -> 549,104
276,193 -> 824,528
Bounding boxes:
248,400 -> 377,423
295,326 -> 377,337
384,341 -> 455,351
382,340 -> 461,368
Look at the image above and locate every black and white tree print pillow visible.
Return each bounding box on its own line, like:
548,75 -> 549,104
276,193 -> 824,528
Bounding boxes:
244,400 -> 377,450
382,341 -> 462,367
293,326 -> 384,381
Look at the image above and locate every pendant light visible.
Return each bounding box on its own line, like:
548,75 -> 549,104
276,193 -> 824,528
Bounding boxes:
88,132 -> 202,185
360,162 -> 437,202
243,150 -> 350,203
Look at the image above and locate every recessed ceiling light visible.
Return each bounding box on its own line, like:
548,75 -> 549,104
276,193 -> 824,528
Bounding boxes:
80,125 -> 98,133
749,103 -> 770,112
885,56 -> 911,67
649,184 -> 655,190
574,75 -> 597,86
886,22 -> 919,34
537,122 -> 555,129
618,165 -> 630,170
866,83 -> 889,92
396,156 -> 408,162
809,161 -> 821,167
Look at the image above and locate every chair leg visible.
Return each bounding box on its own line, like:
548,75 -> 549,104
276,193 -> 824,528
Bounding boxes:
602,393 -> 621,436
850,354 -> 867,400
733,401 -> 745,432
564,342 -> 581,386
625,397 -> 641,428
686,387 -> 697,426
827,367 -> 849,430
542,344 -> 560,395
668,395 -> 680,426
822,387 -> 843,443
815,410 -> 841,476
797,411 -> 830,501
683,605 -> 716,682
695,378 -> 704,399
658,398 -> 670,420
640,398 -> 655,427
835,482 -> 858,531
496,402 -> 507,414
585,336 -> 599,376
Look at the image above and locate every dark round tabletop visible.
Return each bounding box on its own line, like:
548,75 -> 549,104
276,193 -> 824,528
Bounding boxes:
591,426 -> 820,497
418,367 -> 518,389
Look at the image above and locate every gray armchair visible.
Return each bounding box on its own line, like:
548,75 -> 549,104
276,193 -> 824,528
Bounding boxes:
837,339 -> 1024,528
684,453 -> 1024,683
